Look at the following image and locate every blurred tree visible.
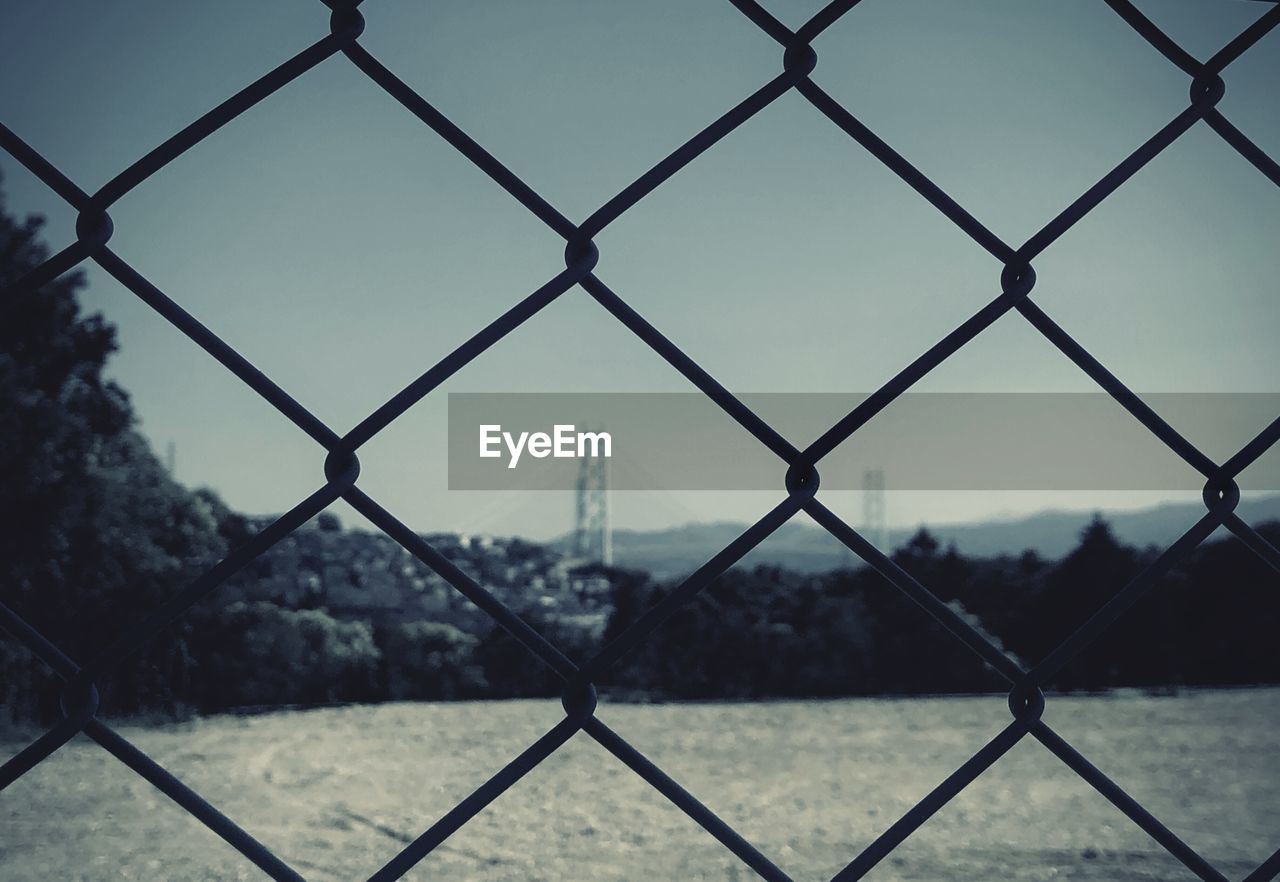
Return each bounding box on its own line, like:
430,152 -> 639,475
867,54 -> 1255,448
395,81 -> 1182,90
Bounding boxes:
895,527 -> 940,566
190,602 -> 380,709
0,180 -> 232,721
381,621 -> 486,700
1020,515 -> 1140,690
1171,522 -> 1280,687
473,604 -> 597,698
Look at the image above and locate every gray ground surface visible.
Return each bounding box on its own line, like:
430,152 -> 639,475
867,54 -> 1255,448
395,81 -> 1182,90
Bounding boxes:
2,689 -> 1277,881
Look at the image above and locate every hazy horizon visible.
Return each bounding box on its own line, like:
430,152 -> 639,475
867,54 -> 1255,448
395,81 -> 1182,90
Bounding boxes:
237,491 -> 1280,549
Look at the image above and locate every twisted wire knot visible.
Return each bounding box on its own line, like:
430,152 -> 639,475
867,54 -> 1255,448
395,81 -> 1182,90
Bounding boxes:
560,678 -> 598,723
999,262 -> 1036,304
785,458 -> 821,500
1202,474 -> 1240,517
323,448 -> 362,489
74,207 -> 114,250
783,40 -> 818,77
1188,72 -> 1225,112
329,3 -> 366,41
1007,682 -> 1045,725
564,237 -> 600,276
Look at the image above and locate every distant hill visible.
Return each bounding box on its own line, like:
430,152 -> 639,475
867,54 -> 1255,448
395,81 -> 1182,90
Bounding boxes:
556,495 -> 1280,578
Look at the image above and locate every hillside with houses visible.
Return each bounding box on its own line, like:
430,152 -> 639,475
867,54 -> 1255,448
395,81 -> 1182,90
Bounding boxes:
225,513 -> 617,640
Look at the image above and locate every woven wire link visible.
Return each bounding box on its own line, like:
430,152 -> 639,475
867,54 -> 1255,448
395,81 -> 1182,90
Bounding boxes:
3,1 -> 1280,879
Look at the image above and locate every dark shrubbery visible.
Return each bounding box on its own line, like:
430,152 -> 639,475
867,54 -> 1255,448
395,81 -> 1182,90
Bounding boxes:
381,621 -> 486,701
597,519 -> 1280,700
189,603 -> 380,711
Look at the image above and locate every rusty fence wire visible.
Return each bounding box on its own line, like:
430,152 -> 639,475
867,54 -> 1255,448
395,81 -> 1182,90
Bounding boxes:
3,1 -> 1280,879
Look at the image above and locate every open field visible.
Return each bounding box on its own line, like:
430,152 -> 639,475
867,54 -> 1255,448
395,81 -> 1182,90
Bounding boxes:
2,689 -> 1277,881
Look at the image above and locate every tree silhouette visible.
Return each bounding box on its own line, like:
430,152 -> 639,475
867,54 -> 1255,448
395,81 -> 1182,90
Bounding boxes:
1024,514 -> 1139,689
0,179 -> 231,720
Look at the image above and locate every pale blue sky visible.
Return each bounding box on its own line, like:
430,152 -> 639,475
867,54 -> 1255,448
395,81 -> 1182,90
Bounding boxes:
2,0 -> 1277,541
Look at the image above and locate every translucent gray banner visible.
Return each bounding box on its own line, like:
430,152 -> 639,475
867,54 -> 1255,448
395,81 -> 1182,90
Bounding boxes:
447,393 -> 1279,491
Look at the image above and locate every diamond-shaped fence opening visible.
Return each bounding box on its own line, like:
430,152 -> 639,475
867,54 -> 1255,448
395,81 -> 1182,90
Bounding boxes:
3,1 -> 1280,880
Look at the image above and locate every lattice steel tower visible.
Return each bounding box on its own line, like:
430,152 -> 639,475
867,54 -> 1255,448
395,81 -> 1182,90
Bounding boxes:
863,467 -> 887,549
574,449 -> 612,565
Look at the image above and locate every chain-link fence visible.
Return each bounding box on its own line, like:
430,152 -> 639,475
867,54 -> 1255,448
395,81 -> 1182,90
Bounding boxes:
3,1 -> 1280,879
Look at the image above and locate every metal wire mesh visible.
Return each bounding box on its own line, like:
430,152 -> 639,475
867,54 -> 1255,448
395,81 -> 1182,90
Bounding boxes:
3,1 -> 1280,879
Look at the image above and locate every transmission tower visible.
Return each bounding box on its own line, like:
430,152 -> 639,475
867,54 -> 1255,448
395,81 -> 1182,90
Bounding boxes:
574,450 -> 612,565
862,467 -> 887,549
